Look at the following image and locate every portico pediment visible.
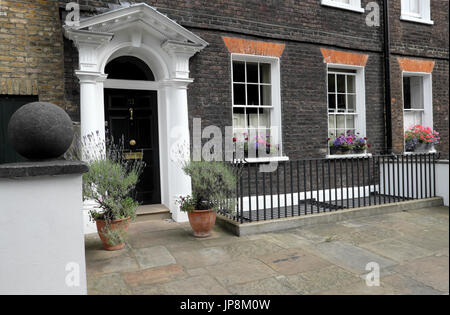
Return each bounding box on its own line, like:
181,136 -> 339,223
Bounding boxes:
64,3 -> 208,79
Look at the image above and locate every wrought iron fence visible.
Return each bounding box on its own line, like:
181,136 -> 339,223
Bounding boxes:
219,153 -> 439,223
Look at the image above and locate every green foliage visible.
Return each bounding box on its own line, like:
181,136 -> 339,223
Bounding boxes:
182,160 -> 236,211
66,132 -> 144,223
175,195 -> 196,212
100,225 -> 127,246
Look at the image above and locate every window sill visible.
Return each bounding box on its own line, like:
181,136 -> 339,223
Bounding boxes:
234,156 -> 290,164
404,149 -> 437,155
326,153 -> 372,159
320,0 -> 364,13
400,15 -> 434,25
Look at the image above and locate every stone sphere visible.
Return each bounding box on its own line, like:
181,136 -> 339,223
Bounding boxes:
8,102 -> 74,160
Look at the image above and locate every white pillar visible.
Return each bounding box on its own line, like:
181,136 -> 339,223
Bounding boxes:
76,71 -> 108,160
163,82 -> 193,222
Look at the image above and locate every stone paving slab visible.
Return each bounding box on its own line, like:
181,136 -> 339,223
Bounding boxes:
305,241 -> 398,275
258,249 -> 331,275
85,206 -> 449,295
227,277 -> 297,295
132,246 -> 176,269
206,258 -> 277,287
280,265 -> 361,294
360,239 -> 433,263
392,255 -> 449,292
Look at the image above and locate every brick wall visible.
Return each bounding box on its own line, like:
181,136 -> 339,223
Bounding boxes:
0,0 -> 68,113
388,0 -> 449,158
56,0 -> 448,157
188,30 -> 386,159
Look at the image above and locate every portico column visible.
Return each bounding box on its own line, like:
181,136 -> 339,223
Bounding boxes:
76,71 -> 108,160
163,81 -> 193,222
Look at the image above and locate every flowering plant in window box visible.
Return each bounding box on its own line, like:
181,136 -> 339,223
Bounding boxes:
329,131 -> 370,155
404,125 -> 440,153
233,132 -> 279,158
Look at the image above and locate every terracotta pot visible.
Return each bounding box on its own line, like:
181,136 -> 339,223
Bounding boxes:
95,217 -> 130,251
188,210 -> 216,238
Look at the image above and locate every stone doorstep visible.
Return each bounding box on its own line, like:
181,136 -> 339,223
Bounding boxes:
217,197 -> 445,236
135,204 -> 171,222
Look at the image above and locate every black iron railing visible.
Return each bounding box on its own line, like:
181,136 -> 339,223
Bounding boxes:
219,153 -> 438,223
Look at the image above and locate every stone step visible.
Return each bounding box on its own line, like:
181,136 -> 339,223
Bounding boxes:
136,204 -> 171,222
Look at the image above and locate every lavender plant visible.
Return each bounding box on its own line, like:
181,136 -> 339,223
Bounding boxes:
65,132 -> 145,245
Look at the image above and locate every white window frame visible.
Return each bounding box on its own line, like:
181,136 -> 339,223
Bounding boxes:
320,0 -> 364,13
231,53 -> 284,161
326,63 -> 367,158
402,71 -> 435,152
401,0 -> 434,25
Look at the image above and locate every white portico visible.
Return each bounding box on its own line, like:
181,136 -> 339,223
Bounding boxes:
64,3 -> 208,222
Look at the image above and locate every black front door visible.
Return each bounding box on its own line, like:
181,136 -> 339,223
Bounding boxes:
0,95 -> 38,164
104,89 -> 161,205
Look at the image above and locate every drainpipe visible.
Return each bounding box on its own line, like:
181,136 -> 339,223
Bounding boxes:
383,0 -> 393,154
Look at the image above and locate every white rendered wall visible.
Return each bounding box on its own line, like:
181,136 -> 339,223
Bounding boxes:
0,175 -> 87,295
379,159 -> 447,206
436,161 -> 449,206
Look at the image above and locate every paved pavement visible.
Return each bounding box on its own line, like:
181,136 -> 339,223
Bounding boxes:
85,206 -> 449,295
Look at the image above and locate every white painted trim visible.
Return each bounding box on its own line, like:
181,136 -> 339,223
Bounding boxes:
402,71 -> 434,152
104,79 -> 161,90
400,15 -> 434,25
236,185 -> 377,212
400,0 -> 434,25
326,153 -> 372,159
320,0 -> 365,13
241,156 -> 290,164
326,63 -> 367,156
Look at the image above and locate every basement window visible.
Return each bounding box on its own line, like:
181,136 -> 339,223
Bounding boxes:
320,0 -> 364,13
401,0 -> 434,25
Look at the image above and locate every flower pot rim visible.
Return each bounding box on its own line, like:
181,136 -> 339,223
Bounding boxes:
190,209 -> 214,213
95,217 -> 131,224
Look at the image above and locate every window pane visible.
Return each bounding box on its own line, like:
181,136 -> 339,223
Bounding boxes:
247,108 -> 258,129
403,77 -> 411,109
346,115 -> 355,129
233,61 -> 245,82
347,94 -> 356,112
260,64 -> 271,84
337,94 -> 346,111
337,75 -> 346,93
410,77 -> 424,109
336,115 -> 345,129
233,107 -> 246,129
259,109 -> 270,128
328,74 -> 336,92
260,85 -> 272,106
347,75 -> 355,93
329,115 -> 335,129
410,0 -> 420,14
328,94 -> 336,111
247,62 -> 259,83
247,84 -> 259,105
233,84 -> 246,105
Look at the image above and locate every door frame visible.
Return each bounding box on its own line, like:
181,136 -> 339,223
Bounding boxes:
104,79 -> 163,205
